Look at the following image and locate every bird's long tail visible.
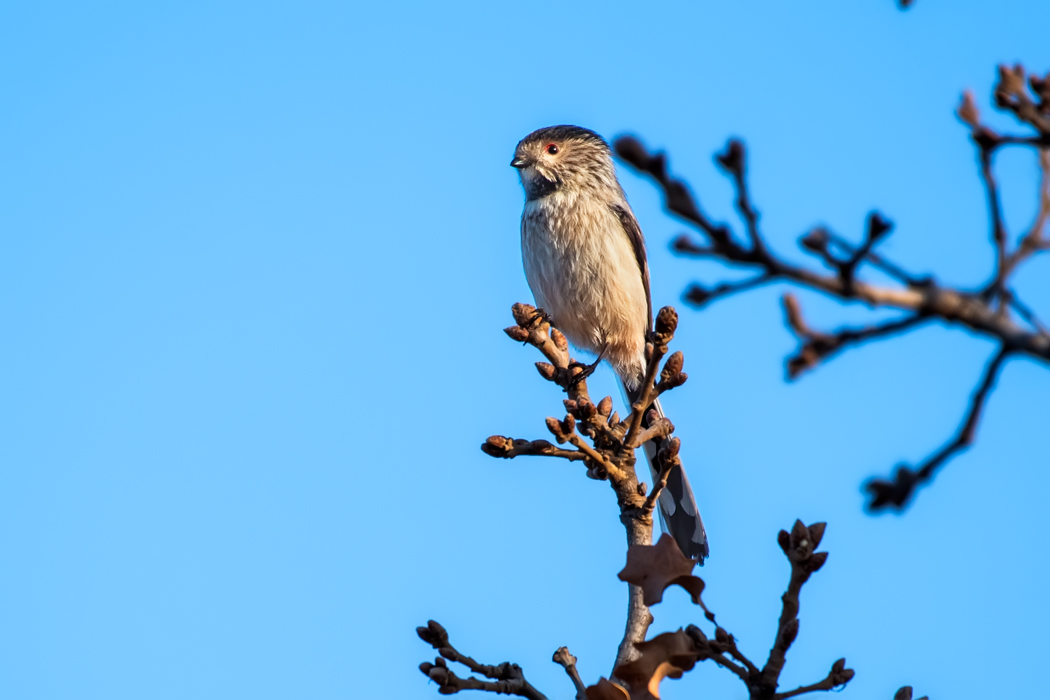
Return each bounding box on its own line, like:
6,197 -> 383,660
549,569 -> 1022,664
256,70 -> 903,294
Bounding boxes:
622,382 -> 709,562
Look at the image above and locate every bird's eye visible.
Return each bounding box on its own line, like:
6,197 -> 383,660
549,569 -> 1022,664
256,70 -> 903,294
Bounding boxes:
546,144 -> 559,154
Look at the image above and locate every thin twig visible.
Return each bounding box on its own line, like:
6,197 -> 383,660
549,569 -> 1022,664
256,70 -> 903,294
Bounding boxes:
615,67 -> 1050,511
683,273 -> 774,308
865,347 -> 1012,510
1001,148 -> 1050,281
617,137 -> 1050,363
417,621 -> 550,700
552,648 -> 588,700
781,295 -> 928,379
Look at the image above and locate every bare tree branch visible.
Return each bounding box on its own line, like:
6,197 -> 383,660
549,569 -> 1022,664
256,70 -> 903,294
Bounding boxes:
552,648 -> 588,700
615,64 -> 1050,511
416,310 -> 936,700
865,347 -> 1012,510
414,53 -> 1036,700
417,620 -> 550,700
780,294 -> 928,379
488,303 -> 695,680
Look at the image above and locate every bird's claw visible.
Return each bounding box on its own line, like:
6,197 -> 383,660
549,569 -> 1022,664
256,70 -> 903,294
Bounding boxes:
526,308 -> 552,329
567,348 -> 606,390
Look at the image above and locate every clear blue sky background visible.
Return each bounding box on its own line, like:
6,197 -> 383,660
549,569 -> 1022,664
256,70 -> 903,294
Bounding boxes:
2,1 -> 1047,698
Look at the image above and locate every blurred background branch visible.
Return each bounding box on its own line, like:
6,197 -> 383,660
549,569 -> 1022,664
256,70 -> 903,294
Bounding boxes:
614,65 -> 1049,512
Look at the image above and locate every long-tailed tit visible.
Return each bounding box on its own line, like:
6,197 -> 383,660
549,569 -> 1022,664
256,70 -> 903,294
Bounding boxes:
511,125 -> 709,561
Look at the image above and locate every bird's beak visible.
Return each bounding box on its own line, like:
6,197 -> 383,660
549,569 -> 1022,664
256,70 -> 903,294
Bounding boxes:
510,155 -> 528,169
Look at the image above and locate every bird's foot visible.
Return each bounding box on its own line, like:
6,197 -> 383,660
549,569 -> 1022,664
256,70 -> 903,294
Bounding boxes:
567,348 -> 606,390
526,307 -> 552,329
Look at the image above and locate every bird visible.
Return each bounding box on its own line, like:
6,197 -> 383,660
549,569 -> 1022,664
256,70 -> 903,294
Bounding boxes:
511,125 -> 708,562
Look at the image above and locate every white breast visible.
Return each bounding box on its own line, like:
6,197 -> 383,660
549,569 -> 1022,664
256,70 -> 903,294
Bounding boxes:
520,191 -> 649,383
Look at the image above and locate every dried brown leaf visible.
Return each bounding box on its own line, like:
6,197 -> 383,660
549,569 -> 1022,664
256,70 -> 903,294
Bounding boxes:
613,630 -> 700,699
618,534 -> 705,606
585,678 -> 630,700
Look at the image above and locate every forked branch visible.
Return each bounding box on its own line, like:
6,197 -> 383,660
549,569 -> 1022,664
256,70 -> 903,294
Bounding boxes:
615,64 -> 1049,511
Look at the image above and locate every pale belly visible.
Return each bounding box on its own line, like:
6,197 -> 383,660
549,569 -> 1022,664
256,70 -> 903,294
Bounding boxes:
520,196 -> 649,382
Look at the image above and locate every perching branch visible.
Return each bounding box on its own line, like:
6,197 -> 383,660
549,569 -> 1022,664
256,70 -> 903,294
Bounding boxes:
416,309 -> 932,700
615,64 -> 1050,511
486,303 -> 691,677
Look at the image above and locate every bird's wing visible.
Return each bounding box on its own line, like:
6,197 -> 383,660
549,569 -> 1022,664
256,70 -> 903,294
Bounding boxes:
612,204 -> 653,334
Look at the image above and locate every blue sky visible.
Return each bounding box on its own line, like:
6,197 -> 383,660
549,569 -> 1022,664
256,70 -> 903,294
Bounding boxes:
2,1 -> 1048,698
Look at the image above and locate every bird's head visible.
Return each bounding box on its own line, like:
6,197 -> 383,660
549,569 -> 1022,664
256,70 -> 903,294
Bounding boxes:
511,125 -> 617,201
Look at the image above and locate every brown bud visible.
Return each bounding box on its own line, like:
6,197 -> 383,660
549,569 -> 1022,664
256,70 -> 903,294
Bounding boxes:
808,522 -> 827,548
685,624 -> 708,644
800,227 -> 830,253
597,396 -> 613,416
545,417 -> 566,442
807,551 -> 828,573
684,283 -> 711,307
504,325 -> 529,342
586,466 -> 608,480
661,351 -> 683,378
867,212 -> 893,241
714,627 -> 729,643
428,664 -> 450,684
552,647 -> 577,667
777,529 -> 790,554
957,90 -> 980,127
655,306 -> 679,335
577,399 -> 597,419
1030,71 -> 1049,100
511,302 -> 536,326
716,139 -> 745,174
535,362 -> 556,380
658,437 -> 681,462
426,620 -> 448,644
481,436 -> 513,457
658,352 -> 688,391
551,328 -> 568,350
417,619 -> 450,647
790,519 -> 809,550
998,63 -> 1026,96
831,658 -> 846,674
